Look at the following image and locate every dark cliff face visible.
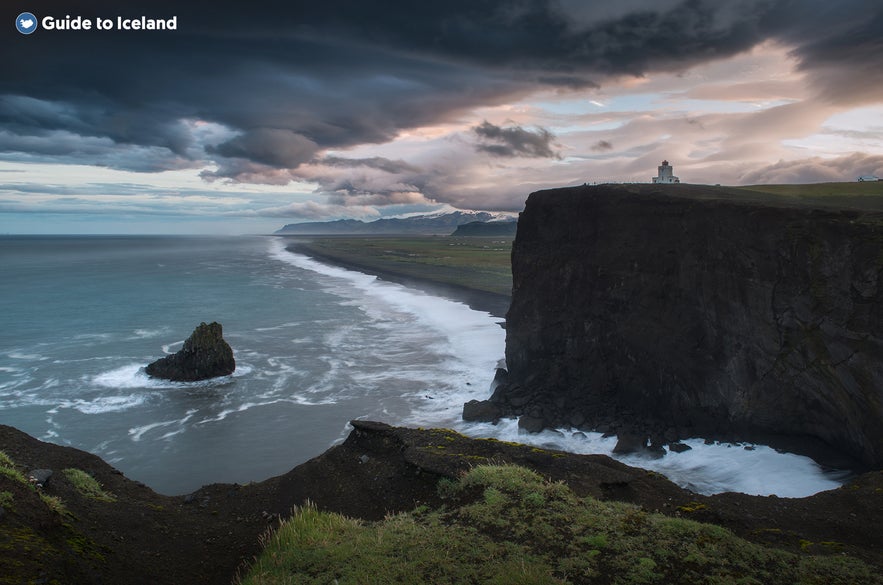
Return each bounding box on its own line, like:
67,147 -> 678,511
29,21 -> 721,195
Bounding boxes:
496,184 -> 883,468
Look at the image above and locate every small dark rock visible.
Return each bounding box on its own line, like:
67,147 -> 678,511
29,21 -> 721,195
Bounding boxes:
359,455 -> 370,464
462,400 -> 502,423
668,442 -> 692,453
517,414 -> 545,434
146,322 -> 235,382
29,469 -> 52,487
612,431 -> 648,454
647,439 -> 667,459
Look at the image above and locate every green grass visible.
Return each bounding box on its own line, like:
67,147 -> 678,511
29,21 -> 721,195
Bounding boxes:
0,451 -> 27,486
0,450 -> 69,516
291,236 -> 513,296
0,491 -> 13,510
240,464 -> 880,585
731,182 -> 883,211
62,469 -> 116,502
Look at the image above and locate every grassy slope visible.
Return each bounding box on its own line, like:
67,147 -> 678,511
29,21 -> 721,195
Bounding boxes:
287,236 -> 513,297
734,181 -> 883,210
241,464 -> 881,585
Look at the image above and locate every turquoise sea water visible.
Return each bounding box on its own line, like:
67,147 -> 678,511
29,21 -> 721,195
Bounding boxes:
0,235 -> 504,494
0,235 -> 846,497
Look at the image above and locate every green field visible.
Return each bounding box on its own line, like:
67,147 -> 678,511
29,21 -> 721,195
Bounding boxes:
287,236 -> 513,298
733,181 -> 883,210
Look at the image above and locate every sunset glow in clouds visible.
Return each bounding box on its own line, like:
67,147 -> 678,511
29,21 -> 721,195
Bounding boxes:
2,1 -> 882,233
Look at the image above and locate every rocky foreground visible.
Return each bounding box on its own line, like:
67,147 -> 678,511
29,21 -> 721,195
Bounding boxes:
1,421 -> 881,584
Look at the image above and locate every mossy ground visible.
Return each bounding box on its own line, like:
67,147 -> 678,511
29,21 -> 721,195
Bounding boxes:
240,465 -> 880,585
62,468 -> 116,502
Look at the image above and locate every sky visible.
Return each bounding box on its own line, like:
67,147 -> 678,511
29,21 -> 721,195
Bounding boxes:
2,0 -> 882,234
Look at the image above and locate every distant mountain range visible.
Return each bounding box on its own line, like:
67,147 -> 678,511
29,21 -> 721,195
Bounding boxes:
275,211 -> 516,235
451,221 -> 518,236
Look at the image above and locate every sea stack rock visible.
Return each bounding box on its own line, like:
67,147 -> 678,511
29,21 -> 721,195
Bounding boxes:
146,322 -> 235,382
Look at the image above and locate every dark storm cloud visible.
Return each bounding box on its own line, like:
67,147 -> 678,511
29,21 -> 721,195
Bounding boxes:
473,121 -> 559,159
782,4 -> 883,104
208,129 -> 318,168
2,0 -> 881,184
591,140 -> 614,152
320,156 -> 422,175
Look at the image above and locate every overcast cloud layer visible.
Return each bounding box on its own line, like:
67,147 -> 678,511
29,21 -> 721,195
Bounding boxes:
2,0 -> 882,231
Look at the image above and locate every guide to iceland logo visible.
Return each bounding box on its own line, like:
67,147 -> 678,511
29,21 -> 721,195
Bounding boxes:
16,12 -> 38,34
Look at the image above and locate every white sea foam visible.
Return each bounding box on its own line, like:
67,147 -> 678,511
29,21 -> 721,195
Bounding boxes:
254,321 -> 305,332
231,363 -> 254,378
129,409 -> 197,442
72,333 -> 114,342
132,328 -> 169,339
91,363 -> 165,389
195,401 -> 267,424
161,342 -> 184,354
65,394 -> 150,415
90,362 -> 245,390
7,351 -> 45,360
460,418 -> 844,497
269,239 -> 505,417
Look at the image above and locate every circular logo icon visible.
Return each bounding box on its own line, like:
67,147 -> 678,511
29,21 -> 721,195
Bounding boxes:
16,12 -> 38,35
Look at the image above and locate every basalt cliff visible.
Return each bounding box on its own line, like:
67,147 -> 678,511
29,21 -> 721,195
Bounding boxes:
484,184 -> 883,468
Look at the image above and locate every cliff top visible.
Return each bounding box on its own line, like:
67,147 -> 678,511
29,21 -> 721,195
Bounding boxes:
549,182 -> 883,212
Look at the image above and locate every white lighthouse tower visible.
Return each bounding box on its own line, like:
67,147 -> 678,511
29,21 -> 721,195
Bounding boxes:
652,160 -> 680,184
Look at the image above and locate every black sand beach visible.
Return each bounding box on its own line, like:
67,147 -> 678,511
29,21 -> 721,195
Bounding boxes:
283,237 -> 512,319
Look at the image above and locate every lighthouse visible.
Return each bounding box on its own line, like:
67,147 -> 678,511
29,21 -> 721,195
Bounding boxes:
652,160 -> 680,184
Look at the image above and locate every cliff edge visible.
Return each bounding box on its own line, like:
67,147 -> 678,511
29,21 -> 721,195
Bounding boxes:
490,184 -> 883,468
2,422 -> 882,583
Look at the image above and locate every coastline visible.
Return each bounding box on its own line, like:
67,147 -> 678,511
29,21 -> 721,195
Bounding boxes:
282,239 -> 512,319
281,236 -> 859,472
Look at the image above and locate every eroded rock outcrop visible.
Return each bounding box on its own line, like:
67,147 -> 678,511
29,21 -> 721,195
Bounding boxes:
146,322 -> 235,381
485,184 -> 883,468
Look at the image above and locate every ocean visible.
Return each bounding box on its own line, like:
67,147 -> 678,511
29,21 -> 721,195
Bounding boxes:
0,235 -> 847,497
